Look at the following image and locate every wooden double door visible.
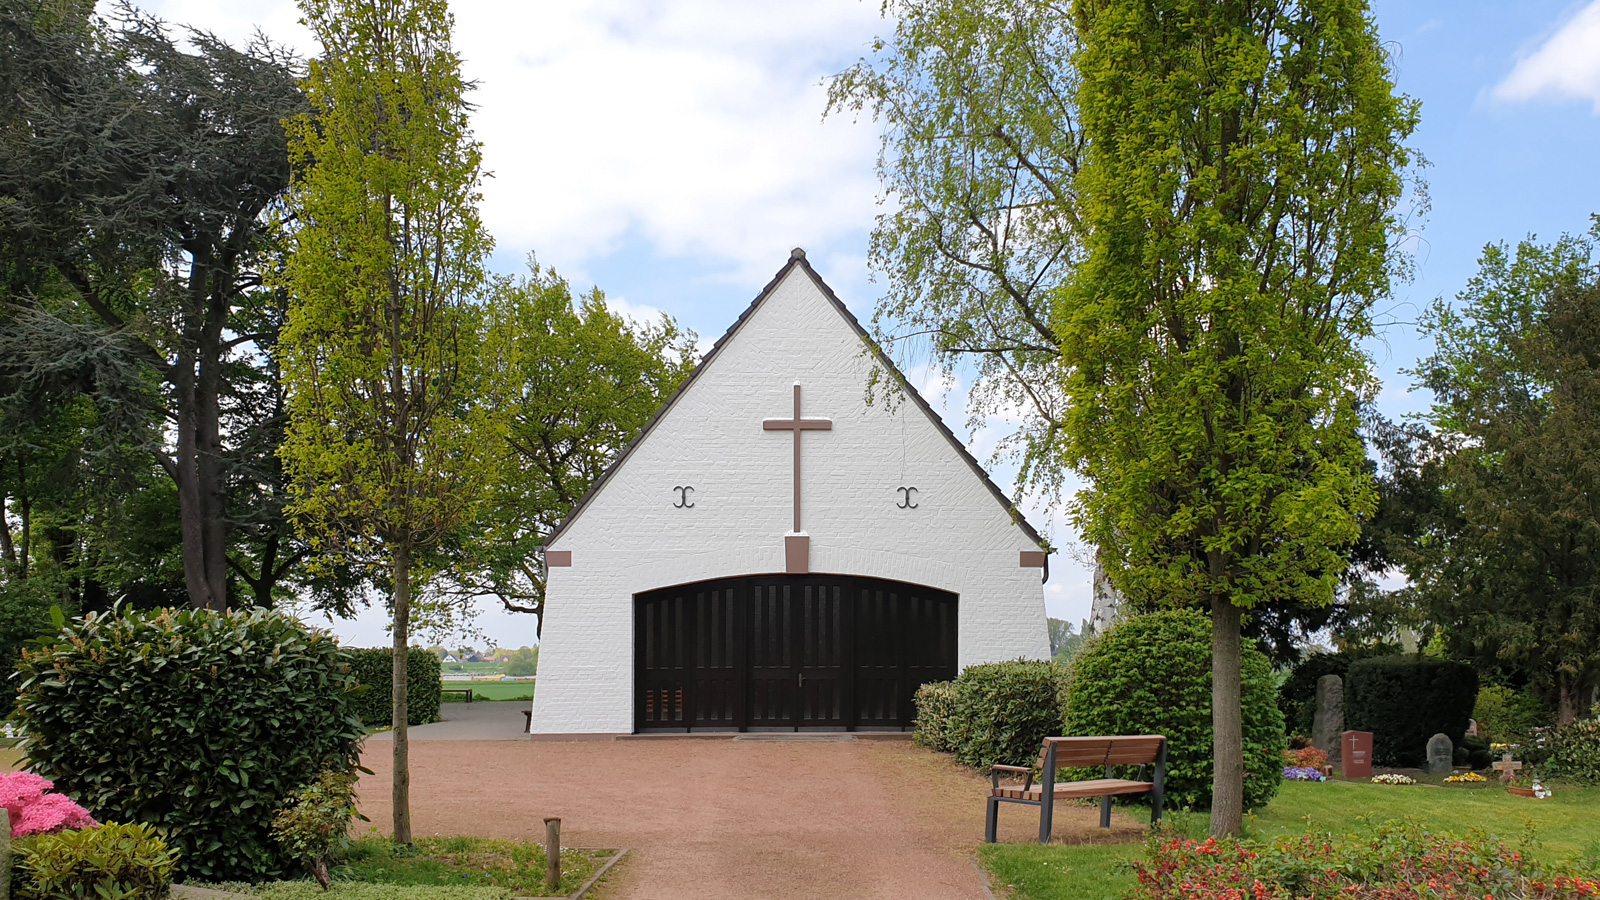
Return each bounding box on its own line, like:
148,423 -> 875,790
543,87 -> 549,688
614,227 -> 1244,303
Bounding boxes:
635,575 -> 958,733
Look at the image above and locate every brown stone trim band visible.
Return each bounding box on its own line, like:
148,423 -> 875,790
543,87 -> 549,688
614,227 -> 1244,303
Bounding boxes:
1019,550 -> 1046,568
546,550 -> 572,567
785,534 -> 810,574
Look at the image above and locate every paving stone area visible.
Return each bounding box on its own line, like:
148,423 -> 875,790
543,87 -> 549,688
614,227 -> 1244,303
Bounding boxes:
355,737 -> 1148,899
366,700 -> 532,742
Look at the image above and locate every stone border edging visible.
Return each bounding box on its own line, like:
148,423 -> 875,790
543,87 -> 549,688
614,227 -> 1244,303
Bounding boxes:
509,847 -> 628,900
972,858 -> 1001,900
172,848 -> 630,900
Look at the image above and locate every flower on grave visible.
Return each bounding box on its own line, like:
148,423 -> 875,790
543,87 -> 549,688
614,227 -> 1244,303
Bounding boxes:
0,771 -> 97,836
1531,780 -> 1553,799
1282,766 -> 1327,782
1371,773 -> 1416,785
1444,771 -> 1487,783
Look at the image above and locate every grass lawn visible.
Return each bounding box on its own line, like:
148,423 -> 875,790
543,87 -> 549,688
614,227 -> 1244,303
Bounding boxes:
198,834 -> 618,898
440,682 -> 534,702
981,779 -> 1600,900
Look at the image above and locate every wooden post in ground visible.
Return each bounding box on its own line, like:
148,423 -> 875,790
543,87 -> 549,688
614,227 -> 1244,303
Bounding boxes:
544,817 -> 561,891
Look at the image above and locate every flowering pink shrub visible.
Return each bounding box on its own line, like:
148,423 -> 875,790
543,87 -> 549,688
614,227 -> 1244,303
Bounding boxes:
1130,823 -> 1600,900
0,771 -> 97,837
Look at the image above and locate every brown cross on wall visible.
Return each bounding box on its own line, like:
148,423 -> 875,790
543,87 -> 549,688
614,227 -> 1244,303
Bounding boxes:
763,383 -> 832,533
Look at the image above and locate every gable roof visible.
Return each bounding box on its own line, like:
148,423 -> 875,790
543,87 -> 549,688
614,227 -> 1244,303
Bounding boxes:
544,248 -> 1048,553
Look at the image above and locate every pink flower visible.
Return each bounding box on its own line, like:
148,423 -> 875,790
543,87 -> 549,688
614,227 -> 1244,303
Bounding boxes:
0,771 -> 96,837
13,792 -> 97,837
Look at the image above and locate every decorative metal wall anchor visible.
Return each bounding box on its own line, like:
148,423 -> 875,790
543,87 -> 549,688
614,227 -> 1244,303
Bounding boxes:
673,485 -> 695,508
897,486 -> 919,509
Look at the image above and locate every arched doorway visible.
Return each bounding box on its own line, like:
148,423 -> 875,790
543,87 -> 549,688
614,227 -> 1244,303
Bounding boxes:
634,574 -> 958,733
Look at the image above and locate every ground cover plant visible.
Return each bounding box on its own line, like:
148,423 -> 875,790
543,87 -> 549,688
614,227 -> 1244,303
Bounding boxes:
14,608 -> 364,882
1130,822 -> 1600,899
979,780 -> 1600,900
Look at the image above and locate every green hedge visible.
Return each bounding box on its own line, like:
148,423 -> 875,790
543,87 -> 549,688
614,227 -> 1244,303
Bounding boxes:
347,647 -> 442,727
14,608 -> 363,882
1064,609 -> 1285,812
1276,646 -> 1394,737
1541,707 -> 1600,782
1345,655 -> 1478,767
908,660 -> 1067,769
946,660 -> 1068,770
911,681 -> 960,752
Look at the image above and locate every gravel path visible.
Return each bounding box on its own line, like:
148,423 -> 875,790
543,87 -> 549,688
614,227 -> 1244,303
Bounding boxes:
355,736 -> 1148,900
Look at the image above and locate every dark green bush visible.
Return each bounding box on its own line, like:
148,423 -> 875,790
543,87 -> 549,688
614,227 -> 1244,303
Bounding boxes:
948,660 -> 1067,770
1345,655 -> 1478,767
1276,645 -> 1395,737
346,647 -> 442,727
1540,707 -> 1600,782
17,822 -> 178,900
14,608 -> 364,882
1064,609 -> 1285,812
912,681 -> 959,752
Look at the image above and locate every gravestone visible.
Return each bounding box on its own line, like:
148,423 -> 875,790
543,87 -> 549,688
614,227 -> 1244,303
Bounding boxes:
1341,730 -> 1373,779
1312,674 -> 1345,762
1492,752 -> 1523,783
1426,733 -> 1454,774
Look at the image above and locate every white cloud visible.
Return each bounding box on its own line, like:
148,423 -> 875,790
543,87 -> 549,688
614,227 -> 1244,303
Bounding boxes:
1493,0 -> 1600,112
136,0 -> 888,283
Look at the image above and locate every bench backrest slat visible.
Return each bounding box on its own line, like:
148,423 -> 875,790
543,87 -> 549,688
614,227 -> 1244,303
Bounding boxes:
1037,736 -> 1165,770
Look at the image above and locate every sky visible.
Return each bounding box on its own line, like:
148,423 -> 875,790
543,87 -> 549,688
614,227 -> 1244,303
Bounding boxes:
132,0 -> 1600,649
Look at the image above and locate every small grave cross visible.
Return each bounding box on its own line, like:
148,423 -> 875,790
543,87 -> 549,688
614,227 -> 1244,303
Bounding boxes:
1491,752 -> 1523,782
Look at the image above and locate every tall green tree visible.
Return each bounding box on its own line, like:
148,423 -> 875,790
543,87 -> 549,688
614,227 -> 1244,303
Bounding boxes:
0,2 -> 308,611
1412,226 -> 1600,726
437,262 -> 695,635
279,0 -> 492,845
1062,0 -> 1419,835
836,0 -> 1421,836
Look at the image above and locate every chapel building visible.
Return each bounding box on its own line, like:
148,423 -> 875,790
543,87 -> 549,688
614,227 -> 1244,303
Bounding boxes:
530,249 -> 1050,735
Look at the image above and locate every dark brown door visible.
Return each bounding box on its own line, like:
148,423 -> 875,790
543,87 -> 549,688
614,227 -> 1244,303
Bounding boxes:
634,575 -> 957,733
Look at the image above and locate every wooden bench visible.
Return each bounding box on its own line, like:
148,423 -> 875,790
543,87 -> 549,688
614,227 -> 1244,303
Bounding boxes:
442,688 -> 473,703
985,735 -> 1167,844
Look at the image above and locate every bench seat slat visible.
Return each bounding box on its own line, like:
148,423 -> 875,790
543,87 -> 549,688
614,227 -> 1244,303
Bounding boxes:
991,777 -> 1154,801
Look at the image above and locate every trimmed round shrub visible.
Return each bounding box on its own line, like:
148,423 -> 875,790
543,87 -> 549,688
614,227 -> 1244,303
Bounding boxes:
1471,683 -> 1549,744
1345,655 -> 1477,767
1540,707 -> 1600,782
948,660 -> 1067,770
14,608 -> 364,882
347,646 -> 442,727
912,681 -> 959,752
1064,609 -> 1285,812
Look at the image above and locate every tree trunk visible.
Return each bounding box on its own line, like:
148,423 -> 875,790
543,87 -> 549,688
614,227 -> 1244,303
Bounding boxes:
392,541 -> 413,845
0,483 -> 14,566
16,458 -> 30,579
1210,596 -> 1245,838
1557,670 -> 1577,728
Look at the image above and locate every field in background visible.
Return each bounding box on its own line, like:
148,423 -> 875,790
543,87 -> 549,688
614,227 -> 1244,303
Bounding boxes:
441,681 -> 535,702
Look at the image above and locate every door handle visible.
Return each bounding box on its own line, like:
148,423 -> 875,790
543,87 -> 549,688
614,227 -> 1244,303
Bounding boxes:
797,673 -> 805,687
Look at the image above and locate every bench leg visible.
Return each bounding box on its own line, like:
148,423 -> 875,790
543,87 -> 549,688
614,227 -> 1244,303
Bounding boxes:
1151,797 -> 1162,827
1099,796 -> 1112,829
985,798 -> 999,843
1038,794 -> 1053,845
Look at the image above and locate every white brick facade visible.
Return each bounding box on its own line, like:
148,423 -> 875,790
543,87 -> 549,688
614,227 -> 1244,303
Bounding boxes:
531,254 -> 1049,734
